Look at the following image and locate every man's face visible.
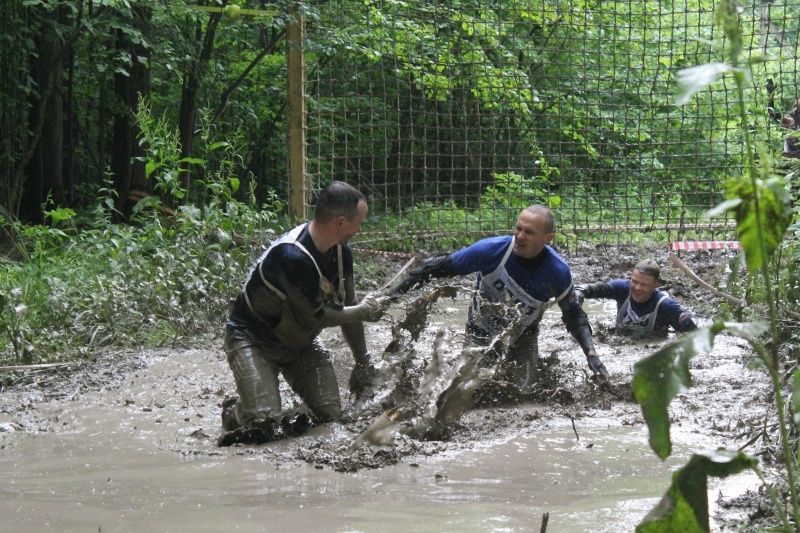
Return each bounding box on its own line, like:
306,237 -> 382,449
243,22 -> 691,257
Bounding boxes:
630,268 -> 657,304
513,210 -> 554,259
336,200 -> 367,245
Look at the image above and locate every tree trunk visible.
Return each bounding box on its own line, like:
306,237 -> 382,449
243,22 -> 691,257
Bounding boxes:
177,8 -> 223,207
110,7 -> 151,222
1,0 -> 30,215
63,43 -> 75,206
19,7 -> 65,225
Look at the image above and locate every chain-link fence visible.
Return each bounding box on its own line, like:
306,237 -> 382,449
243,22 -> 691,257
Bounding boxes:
304,0 -> 799,253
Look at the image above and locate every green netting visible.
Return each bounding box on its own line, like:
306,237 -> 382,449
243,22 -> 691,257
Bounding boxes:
304,0 -> 799,252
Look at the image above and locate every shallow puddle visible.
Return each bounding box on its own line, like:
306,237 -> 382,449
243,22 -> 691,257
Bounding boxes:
0,402 -> 758,532
0,419 -> 683,531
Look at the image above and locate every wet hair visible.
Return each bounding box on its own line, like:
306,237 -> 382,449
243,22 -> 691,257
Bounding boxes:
313,181 -> 366,223
523,205 -> 555,234
634,259 -> 660,281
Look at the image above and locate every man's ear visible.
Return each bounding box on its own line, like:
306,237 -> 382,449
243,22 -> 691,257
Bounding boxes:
545,232 -> 555,244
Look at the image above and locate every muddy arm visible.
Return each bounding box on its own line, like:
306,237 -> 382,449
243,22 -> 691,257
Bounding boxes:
387,254 -> 456,295
560,301 -> 596,355
576,281 -> 614,300
340,272 -> 369,365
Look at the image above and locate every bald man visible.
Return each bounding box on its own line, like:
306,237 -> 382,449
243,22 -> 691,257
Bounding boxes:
390,205 -> 608,391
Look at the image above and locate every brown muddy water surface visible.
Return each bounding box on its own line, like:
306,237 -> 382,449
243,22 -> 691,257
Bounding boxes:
0,248 -> 780,532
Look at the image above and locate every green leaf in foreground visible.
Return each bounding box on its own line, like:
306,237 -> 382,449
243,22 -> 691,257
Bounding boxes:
633,322 -> 767,459
793,370 -> 800,426
636,450 -> 758,533
723,174 -> 792,274
633,327 -> 715,460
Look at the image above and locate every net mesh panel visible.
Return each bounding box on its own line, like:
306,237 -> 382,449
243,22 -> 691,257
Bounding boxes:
305,0 -> 799,253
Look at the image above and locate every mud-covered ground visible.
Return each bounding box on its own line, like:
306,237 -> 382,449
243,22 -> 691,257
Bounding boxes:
0,243 -> 792,531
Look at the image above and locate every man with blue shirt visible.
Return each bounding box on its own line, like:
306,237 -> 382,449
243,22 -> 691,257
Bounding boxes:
389,205 -> 608,391
576,259 -> 697,339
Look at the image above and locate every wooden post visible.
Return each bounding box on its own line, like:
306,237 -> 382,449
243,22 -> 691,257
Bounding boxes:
287,2 -> 307,222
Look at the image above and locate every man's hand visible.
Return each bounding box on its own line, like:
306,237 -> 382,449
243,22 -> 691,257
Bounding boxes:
349,361 -> 378,397
319,293 -> 390,327
586,354 -> 610,382
358,293 -> 390,322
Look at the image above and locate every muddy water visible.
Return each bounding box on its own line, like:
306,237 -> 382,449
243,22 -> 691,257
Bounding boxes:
1,415 -> 698,532
0,294 -> 766,532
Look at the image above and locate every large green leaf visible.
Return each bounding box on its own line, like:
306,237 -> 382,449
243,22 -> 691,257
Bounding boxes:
636,450 -> 759,533
633,327 -> 717,460
724,175 -> 793,274
633,322 -> 767,459
793,370 -> 800,426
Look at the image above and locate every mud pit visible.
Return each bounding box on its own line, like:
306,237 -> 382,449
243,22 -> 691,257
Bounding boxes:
0,246 -> 782,531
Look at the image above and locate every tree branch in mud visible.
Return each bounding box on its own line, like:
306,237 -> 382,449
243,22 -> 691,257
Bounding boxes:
570,415 -> 580,441
668,252 -> 800,320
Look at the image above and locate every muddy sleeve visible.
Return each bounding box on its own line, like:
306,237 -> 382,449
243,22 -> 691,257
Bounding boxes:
560,299 -> 596,355
576,281 -> 615,300
340,269 -> 369,364
676,313 -> 698,332
663,298 -> 698,333
387,254 -> 456,295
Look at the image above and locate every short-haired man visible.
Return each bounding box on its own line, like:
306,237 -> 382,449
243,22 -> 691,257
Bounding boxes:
220,181 -> 387,445
390,205 -> 608,391
576,259 -> 697,339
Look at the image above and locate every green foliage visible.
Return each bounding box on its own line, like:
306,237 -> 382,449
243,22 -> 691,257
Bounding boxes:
0,196 -> 282,364
635,2 -> 800,530
710,172 -> 793,275
0,285 -> 34,364
0,119 -> 285,366
636,450 -> 759,533
480,172 -> 559,214
633,321 -> 767,460
134,95 -> 195,205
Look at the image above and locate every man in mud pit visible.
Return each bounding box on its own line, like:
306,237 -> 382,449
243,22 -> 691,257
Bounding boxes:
783,100 -> 800,159
219,181 -> 388,446
389,204 -> 608,391
575,258 -> 697,339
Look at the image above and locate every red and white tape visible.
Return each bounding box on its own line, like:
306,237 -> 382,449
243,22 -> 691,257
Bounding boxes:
669,241 -> 742,251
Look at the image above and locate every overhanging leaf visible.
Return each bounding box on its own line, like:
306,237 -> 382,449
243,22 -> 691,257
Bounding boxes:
674,63 -> 742,106
634,322 -> 763,460
636,450 -> 759,533
721,320 -> 768,341
705,198 -> 741,218
633,327 -> 717,459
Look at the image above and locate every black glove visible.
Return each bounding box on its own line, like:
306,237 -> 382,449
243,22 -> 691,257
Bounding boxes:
586,354 -> 610,382
573,287 -> 585,306
387,254 -> 455,295
349,361 -> 378,397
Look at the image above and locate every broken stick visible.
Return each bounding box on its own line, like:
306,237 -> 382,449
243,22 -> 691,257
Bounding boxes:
668,252 -> 800,320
